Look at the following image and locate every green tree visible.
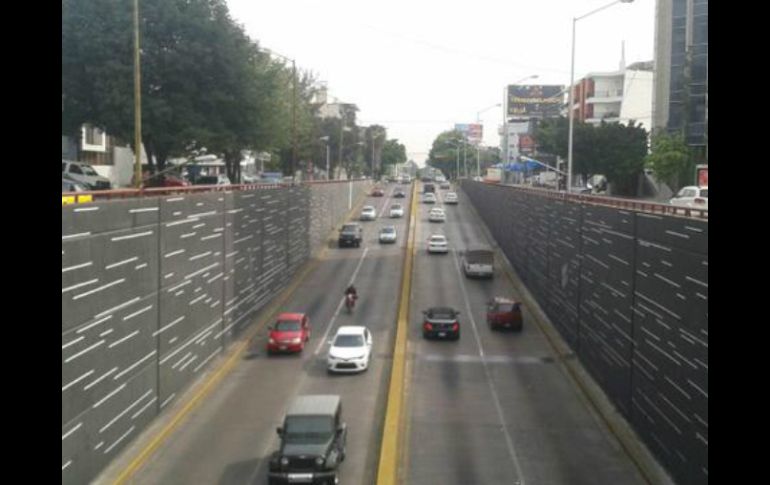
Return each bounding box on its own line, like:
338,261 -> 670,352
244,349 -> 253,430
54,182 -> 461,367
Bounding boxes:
645,131 -> 693,192
380,139 -> 407,175
592,121 -> 649,195
427,130 -> 466,179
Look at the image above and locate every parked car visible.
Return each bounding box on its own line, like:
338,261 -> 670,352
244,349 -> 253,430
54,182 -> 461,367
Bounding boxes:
444,192 -> 459,204
359,205 -> 377,221
62,177 -> 94,205
427,234 -> 449,254
338,223 -> 363,248
269,395 -> 347,485
461,246 -> 494,278
192,174 -> 231,186
423,193 -> 437,204
670,185 -> 708,210
428,207 -> 446,222
486,297 -> 523,331
62,160 -> 112,190
389,204 -> 404,218
379,225 -> 397,244
267,313 -> 311,354
393,190 -> 406,198
143,174 -> 190,188
62,177 -> 90,193
326,326 -> 373,373
422,307 -> 460,340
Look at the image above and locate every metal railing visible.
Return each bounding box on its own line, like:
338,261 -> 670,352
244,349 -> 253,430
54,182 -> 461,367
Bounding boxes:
480,182 -> 708,220
62,178 -> 371,202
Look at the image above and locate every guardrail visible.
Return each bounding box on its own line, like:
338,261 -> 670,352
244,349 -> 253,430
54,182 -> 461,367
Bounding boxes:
481,182 -> 708,220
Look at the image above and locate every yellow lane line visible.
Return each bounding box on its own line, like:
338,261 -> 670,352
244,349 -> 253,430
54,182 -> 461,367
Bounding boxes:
376,182 -> 418,485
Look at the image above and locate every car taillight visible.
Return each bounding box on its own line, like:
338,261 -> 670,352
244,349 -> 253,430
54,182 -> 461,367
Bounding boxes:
452,323 -> 459,331
424,322 -> 433,330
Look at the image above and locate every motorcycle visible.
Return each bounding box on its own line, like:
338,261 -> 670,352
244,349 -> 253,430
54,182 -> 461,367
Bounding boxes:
345,293 -> 357,314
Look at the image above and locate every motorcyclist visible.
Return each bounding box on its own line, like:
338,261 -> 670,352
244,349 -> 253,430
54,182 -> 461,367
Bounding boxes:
344,284 -> 358,300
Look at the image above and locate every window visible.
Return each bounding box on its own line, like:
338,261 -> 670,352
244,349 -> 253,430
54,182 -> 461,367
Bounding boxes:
69,165 -> 83,175
62,162 -> 67,172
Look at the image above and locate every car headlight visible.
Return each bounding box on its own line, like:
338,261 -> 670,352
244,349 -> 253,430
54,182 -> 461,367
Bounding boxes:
291,337 -> 302,344
315,456 -> 325,467
268,338 -> 275,344
281,457 -> 289,466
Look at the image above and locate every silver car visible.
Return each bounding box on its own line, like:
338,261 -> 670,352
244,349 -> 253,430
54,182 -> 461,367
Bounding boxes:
379,225 -> 397,243
360,205 -> 377,221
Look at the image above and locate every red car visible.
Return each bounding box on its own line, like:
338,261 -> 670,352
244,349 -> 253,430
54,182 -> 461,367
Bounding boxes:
371,188 -> 385,197
267,313 -> 311,354
486,297 -> 523,331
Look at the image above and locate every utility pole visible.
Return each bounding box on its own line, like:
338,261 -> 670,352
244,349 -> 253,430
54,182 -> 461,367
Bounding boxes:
133,0 -> 142,188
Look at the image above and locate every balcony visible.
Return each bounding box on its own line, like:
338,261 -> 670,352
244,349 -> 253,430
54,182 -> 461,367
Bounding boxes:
586,89 -> 623,104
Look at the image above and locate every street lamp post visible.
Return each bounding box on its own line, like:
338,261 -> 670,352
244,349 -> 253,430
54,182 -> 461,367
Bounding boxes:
567,0 -> 634,191
371,132 -> 383,179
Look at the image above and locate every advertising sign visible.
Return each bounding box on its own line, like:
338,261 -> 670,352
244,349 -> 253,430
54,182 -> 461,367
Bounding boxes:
454,123 -> 483,145
507,85 -> 564,118
696,164 -> 708,187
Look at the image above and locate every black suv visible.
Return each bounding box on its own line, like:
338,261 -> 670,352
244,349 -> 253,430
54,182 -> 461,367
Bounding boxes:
338,223 -> 363,248
269,395 -> 347,485
423,183 -> 436,194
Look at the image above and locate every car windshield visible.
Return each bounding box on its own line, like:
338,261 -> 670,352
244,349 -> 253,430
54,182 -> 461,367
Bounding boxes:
334,334 -> 364,347
497,303 -> 516,313
428,309 -> 456,320
700,189 -> 708,198
430,236 -> 446,242
82,166 -> 99,176
284,416 -> 334,444
381,227 -> 395,234
363,207 -> 375,211
466,250 -> 493,264
342,224 -> 358,232
391,205 -> 402,210
275,320 -> 301,331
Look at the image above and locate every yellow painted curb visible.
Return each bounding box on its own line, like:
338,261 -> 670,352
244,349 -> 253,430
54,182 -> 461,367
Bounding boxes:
376,182 -> 418,485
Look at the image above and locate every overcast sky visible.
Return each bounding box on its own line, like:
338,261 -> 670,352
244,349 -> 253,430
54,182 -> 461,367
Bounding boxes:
226,0 -> 655,166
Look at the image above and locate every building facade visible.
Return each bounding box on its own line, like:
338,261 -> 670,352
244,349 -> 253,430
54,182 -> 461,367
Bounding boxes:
653,0 -> 708,161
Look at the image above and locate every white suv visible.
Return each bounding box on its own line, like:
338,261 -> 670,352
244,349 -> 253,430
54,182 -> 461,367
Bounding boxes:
360,206 -> 377,221
670,186 -> 708,210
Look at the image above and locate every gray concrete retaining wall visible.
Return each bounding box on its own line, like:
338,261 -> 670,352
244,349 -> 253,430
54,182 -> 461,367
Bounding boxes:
62,181 -> 369,485
460,181 -> 708,485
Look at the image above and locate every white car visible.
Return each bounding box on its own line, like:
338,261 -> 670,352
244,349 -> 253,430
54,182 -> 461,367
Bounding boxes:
327,326 -> 373,373
379,225 -> 397,244
670,186 -> 708,210
427,234 -> 449,254
62,160 -> 112,190
360,205 -> 377,221
444,192 -> 458,204
423,193 -> 437,204
389,204 -> 404,218
429,208 -> 446,222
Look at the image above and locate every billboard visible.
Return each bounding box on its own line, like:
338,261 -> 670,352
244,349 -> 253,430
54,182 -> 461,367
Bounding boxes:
455,123 -> 483,145
507,84 -> 564,118
696,164 -> 708,187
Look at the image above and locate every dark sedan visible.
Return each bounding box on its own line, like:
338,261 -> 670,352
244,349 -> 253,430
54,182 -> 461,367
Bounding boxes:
421,307 -> 460,340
